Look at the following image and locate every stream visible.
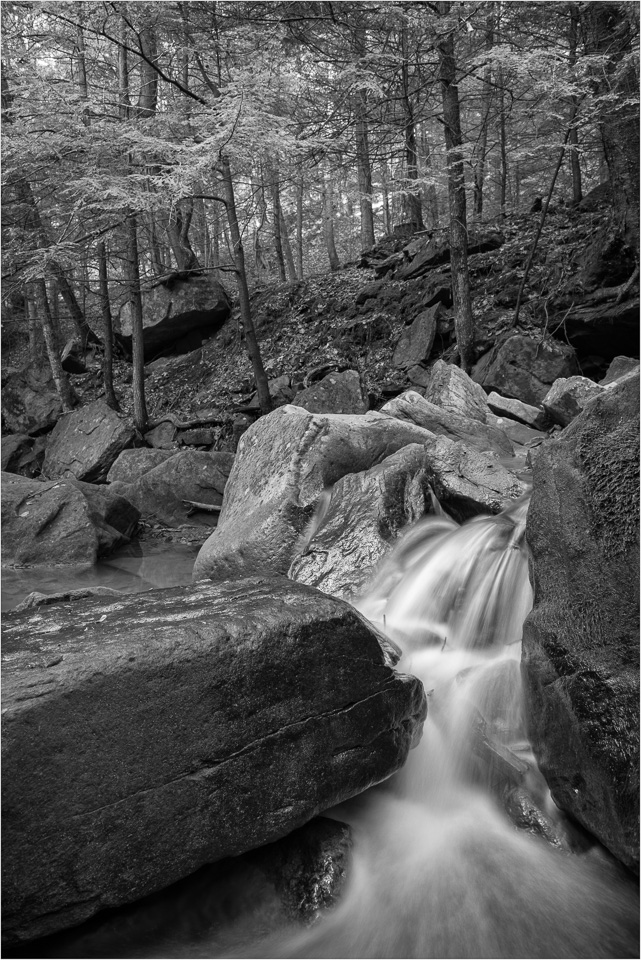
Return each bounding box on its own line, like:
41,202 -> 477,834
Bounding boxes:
4,501 -> 639,959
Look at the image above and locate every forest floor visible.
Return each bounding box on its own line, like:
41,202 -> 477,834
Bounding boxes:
2,199 -> 613,448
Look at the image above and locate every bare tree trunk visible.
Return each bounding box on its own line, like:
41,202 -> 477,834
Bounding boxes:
136,25 -> 158,118
25,290 -> 43,361
322,167 -> 340,272
296,173 -> 304,278
220,155 -> 272,415
437,2 -> 475,373
166,200 -> 201,272
400,24 -> 424,231
97,240 -> 120,411
281,210 -> 297,281
381,161 -> 391,233
269,166 -> 287,282
567,4 -> 583,204
123,216 -> 148,432
473,7 -> 494,220
353,22 -> 376,250
33,280 -> 74,410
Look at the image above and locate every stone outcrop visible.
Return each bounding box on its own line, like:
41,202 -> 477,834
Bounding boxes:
193,405 -> 436,582
423,360 -> 490,423
381,390 -> 513,457
107,448 -> 177,484
108,450 -> 234,526
542,376 -> 605,427
522,373 -> 640,872
43,400 -> 136,483
289,443 -> 434,600
2,575 -> 426,942
600,356 -> 639,385
1,473 -> 139,568
1,362 -> 74,435
117,273 -> 231,361
293,370 -> 368,415
473,335 -> 579,406
392,305 -> 439,371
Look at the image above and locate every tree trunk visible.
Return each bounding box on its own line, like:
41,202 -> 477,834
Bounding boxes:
123,216 -> 148,432
400,24 -> 424,231
25,290 -> 43,362
437,2 -> 475,373
33,280 -> 74,411
136,25 -> 158,118
281,210 -> 297,281
296,173 -> 304,278
322,168 -> 340,272
567,4 -> 583,204
220,156 -> 272,415
166,200 -> 201,272
353,22 -> 376,250
97,240 -> 120,411
269,166 -> 287,282
50,265 -> 98,348
473,8 -> 494,220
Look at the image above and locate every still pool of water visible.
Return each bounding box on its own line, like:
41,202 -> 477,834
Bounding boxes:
1,541 -> 200,612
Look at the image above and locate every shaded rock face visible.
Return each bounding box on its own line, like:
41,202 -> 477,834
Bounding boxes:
1,363 -> 72,435
542,376 -> 605,427
118,274 -> 231,361
43,400 -> 136,483
381,390 -> 513,457
1,473 -> 139,568
600,356 -> 639,385
392,304 -> 439,371
423,360 -> 490,423
293,370 -> 368,415
107,448 -> 177,484
109,450 -> 234,526
289,443 -> 434,600
522,374 -> 640,872
473,335 -> 579,406
2,575 -> 426,942
1,434 -> 33,473
193,405 -> 436,582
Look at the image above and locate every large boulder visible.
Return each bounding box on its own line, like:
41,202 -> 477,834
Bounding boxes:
2,576 -> 426,942
109,450 -> 234,526
1,434 -> 33,473
473,335 -> 579,406
522,374 -> 640,871
542,376 -> 605,427
193,405 -> 436,582
486,391 -> 548,430
381,390 -> 513,457
392,305 -> 439,371
1,362 -> 73,435
107,448 -> 177,484
293,370 -> 367,415
423,360 -> 491,423
1,473 -> 139,568
117,274 -> 231,361
289,443 -> 434,600
600,356 -> 639,385
43,400 -> 136,483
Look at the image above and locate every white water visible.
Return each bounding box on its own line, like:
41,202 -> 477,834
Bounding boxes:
12,500 -> 638,959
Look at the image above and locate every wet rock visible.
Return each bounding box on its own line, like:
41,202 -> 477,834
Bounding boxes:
117,274 -> 231,361
381,391 -> 513,457
392,305 -> 439,370
600,356 -> 639,385
107,448 -> 177,484
293,370 -> 367,415
193,404 -> 435,582
1,362 -> 74,435
289,443 -> 434,600
43,400 -> 136,483
504,788 -> 569,849
2,575 -> 426,942
424,360 -> 490,423
542,376 -> 604,427
495,419 -> 546,448
522,373 -> 640,872
109,450 -> 234,527
486,391 -> 548,430
14,586 -> 122,612
473,335 -> 579,406
422,437 -> 527,522
1,473 -> 138,568
252,817 -> 352,925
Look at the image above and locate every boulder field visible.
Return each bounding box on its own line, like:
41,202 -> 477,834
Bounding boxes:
2,576 -> 426,943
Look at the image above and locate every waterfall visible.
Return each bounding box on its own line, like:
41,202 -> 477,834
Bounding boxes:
207,496 -> 638,960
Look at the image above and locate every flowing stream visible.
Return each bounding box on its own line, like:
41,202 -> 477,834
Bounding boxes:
5,500 -> 639,959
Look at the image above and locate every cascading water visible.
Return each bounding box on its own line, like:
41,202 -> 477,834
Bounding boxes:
13,498 -> 638,960
198,495 -> 638,960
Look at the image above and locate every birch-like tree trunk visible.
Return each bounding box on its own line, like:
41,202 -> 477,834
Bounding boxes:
33,280 -> 74,411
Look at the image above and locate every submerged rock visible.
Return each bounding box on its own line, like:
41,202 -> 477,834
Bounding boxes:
193,404 -> 435,582
522,373 -> 640,872
2,575 -> 426,942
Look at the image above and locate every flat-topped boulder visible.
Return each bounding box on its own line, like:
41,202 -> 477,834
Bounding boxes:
43,399 -> 136,483
2,576 -> 426,942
